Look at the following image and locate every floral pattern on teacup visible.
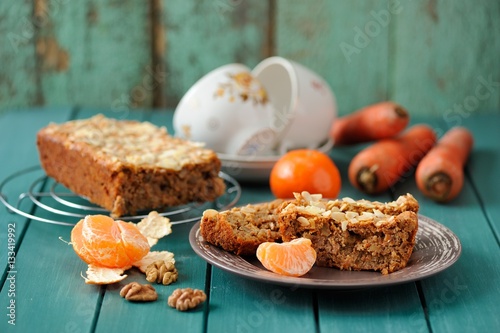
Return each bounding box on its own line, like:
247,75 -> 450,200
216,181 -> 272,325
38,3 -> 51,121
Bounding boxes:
311,79 -> 327,95
214,72 -> 269,106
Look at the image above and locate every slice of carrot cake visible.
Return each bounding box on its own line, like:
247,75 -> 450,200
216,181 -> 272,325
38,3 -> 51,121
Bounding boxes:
278,192 -> 419,274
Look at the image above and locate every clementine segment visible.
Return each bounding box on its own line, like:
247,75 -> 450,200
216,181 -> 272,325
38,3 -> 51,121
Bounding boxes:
71,215 -> 150,268
270,149 -> 341,199
117,220 -> 151,263
256,238 -> 317,277
71,219 -> 97,265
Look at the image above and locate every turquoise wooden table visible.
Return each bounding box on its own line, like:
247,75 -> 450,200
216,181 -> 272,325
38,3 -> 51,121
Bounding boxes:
0,108 -> 499,333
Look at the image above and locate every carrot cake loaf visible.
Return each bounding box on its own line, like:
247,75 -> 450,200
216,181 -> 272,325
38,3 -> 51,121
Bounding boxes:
278,192 -> 419,274
37,114 -> 226,217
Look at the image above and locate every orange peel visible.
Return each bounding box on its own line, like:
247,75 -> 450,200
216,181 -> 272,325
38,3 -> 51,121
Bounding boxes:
82,265 -> 128,285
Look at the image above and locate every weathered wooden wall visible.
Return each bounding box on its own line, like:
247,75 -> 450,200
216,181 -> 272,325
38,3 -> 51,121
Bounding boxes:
1,0 -> 499,116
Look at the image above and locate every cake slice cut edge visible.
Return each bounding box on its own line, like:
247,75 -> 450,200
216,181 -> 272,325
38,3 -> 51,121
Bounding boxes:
200,199 -> 286,256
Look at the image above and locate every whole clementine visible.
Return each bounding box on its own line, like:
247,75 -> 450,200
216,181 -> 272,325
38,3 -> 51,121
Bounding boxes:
270,149 -> 341,199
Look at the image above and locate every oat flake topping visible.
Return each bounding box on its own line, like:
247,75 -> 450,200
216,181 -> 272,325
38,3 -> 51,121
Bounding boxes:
44,114 -> 215,170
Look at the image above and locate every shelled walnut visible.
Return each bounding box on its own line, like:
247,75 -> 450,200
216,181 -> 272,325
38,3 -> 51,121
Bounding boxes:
120,282 -> 158,302
167,288 -> 206,311
145,260 -> 178,285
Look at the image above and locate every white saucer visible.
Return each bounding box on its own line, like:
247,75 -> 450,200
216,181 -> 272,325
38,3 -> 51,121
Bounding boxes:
217,139 -> 334,182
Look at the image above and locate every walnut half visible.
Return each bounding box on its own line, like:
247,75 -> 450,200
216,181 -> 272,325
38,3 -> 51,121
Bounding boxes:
167,288 -> 206,311
146,260 -> 178,285
120,282 -> 158,302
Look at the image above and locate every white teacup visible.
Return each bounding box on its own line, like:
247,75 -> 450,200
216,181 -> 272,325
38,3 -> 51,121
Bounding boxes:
173,64 -> 277,155
252,57 -> 337,154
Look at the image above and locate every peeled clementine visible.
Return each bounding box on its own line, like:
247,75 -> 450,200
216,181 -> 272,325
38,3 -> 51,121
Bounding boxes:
71,215 -> 150,268
256,238 -> 317,277
270,149 -> 341,199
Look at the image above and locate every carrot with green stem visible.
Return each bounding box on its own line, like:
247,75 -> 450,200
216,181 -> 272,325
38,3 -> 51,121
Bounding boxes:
415,127 -> 473,202
348,124 -> 437,194
330,101 -> 410,145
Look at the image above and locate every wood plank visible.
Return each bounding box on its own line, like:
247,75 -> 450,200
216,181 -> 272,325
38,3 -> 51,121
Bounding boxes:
207,268 -> 317,333
33,0 -> 84,107
391,0 -> 500,116
0,107 -> 74,332
390,116 -> 500,332
38,0 -> 152,109
161,0 -> 272,106
275,0 -> 390,115
0,1 -> 39,109
462,114 -> 500,239
317,284 -> 428,333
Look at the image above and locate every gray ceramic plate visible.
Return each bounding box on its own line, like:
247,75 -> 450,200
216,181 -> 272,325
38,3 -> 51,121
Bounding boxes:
189,215 -> 461,289
217,139 -> 334,182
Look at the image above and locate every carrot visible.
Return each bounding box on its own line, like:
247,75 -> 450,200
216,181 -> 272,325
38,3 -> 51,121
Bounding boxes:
348,124 -> 437,194
330,101 -> 409,145
415,127 -> 473,202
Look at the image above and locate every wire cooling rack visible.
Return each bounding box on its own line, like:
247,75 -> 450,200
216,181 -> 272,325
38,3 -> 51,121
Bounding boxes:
0,165 -> 241,226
